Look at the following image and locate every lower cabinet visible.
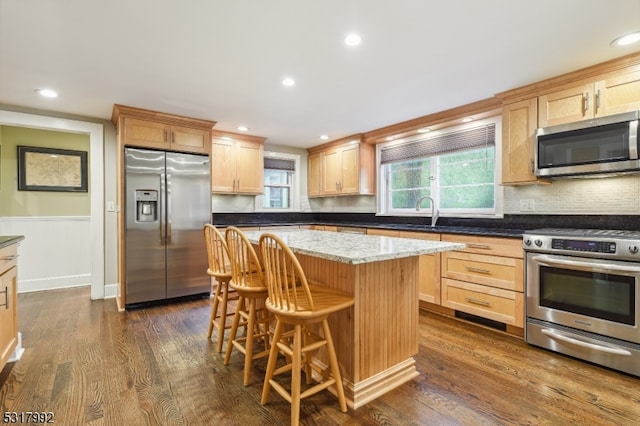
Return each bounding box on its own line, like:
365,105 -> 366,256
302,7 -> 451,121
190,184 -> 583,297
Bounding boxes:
0,243 -> 19,372
367,229 -> 442,304
440,234 -> 524,329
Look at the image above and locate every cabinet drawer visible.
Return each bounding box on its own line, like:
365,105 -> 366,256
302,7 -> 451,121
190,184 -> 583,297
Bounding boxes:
441,234 -> 523,258
442,278 -> 524,327
442,251 -> 523,291
0,245 -> 18,275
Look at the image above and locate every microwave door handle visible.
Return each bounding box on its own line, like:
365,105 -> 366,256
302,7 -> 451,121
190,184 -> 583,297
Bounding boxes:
629,119 -> 638,160
541,329 -> 632,357
533,254 -> 640,274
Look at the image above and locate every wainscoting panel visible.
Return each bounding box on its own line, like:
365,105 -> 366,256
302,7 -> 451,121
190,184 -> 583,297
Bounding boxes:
0,216 -> 91,293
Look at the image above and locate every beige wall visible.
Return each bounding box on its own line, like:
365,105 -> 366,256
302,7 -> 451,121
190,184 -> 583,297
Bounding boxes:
0,125 -> 90,216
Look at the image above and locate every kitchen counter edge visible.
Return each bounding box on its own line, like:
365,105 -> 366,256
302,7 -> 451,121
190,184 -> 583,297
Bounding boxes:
0,235 -> 25,250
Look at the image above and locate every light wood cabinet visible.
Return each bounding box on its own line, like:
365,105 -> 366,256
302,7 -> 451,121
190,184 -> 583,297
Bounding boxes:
501,98 -> 539,185
211,131 -> 265,194
0,242 -> 19,372
307,152 -> 323,197
440,234 -> 524,328
398,231 -> 441,305
539,69 -> 640,127
366,229 -> 442,304
307,135 -> 375,197
112,105 -> 215,155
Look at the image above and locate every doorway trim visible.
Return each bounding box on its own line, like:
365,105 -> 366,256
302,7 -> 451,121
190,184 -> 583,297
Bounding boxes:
0,109 -> 105,299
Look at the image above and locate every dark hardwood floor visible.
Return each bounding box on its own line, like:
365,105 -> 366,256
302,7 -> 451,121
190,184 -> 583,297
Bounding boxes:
1,287 -> 638,425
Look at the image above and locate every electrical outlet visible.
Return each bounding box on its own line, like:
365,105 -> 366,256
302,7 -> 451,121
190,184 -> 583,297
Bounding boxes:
519,199 -> 535,212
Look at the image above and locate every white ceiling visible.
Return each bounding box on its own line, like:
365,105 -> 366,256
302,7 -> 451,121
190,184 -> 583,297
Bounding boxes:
1,0 -> 640,148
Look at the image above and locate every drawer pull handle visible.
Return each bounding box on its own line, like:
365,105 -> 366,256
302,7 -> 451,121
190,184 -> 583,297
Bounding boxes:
0,255 -> 18,260
0,287 -> 7,309
467,243 -> 491,250
465,297 -> 490,307
465,266 -> 491,274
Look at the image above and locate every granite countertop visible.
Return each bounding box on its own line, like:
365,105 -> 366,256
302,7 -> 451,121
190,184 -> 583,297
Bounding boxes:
242,229 -> 465,265
0,235 -> 25,250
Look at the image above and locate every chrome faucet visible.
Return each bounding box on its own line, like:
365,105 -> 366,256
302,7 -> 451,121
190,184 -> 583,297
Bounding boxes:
415,196 -> 440,227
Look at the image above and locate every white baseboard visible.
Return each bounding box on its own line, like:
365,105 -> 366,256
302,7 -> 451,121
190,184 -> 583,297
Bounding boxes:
18,274 -> 91,293
103,283 -> 119,299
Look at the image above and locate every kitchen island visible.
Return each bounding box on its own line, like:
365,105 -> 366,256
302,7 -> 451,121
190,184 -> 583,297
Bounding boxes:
242,229 -> 464,409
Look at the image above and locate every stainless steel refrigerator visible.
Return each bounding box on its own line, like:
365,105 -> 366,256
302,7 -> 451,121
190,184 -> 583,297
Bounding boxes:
124,147 -> 211,308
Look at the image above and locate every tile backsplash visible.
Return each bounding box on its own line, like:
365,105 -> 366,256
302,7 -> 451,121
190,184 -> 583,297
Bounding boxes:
504,174 -> 640,215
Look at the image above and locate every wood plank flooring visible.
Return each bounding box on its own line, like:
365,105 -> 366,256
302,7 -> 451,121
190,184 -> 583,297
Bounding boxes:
1,287 -> 639,425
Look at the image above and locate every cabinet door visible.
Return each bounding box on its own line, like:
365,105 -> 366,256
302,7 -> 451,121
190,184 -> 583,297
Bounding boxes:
0,266 -> 18,369
211,137 -> 236,192
124,118 -> 170,150
501,98 -> 539,185
595,69 -> 640,117
171,126 -> 210,154
399,231 -> 441,304
235,141 -> 264,194
307,152 -> 323,197
538,83 -> 594,127
339,145 -> 360,194
323,149 -> 341,195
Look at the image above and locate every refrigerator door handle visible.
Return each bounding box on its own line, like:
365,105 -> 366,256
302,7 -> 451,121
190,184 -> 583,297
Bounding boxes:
166,173 -> 172,244
160,173 -> 167,245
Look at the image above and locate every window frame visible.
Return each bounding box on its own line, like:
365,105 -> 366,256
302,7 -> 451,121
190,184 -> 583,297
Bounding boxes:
376,116 -> 503,218
255,151 -> 301,212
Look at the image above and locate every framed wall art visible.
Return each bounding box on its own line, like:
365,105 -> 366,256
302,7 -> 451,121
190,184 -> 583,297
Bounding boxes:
18,145 -> 88,192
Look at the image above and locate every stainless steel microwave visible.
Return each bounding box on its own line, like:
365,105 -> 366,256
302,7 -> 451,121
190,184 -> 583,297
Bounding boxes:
535,111 -> 640,177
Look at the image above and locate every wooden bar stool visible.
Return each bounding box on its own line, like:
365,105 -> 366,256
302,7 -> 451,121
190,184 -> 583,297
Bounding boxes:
223,226 -> 272,386
203,224 -> 237,353
259,233 -> 355,426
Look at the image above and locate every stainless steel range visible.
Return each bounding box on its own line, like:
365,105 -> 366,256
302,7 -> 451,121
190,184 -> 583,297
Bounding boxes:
523,228 -> 640,376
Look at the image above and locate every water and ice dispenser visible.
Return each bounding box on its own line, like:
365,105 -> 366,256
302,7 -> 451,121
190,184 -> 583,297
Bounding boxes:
135,190 -> 158,222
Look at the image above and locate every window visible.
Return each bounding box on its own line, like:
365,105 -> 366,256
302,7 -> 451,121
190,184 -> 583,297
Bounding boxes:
256,152 -> 300,211
378,117 -> 502,217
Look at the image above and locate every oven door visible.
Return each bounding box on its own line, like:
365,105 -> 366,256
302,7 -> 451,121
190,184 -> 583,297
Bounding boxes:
526,252 -> 640,344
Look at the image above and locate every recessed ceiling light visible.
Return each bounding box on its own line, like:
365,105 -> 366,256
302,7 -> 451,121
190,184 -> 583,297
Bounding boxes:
237,125 -> 249,132
417,127 -> 431,133
35,88 -> 58,98
345,32 -> 361,46
282,77 -> 295,87
462,117 -> 474,123
320,135 -> 329,140
611,31 -> 640,46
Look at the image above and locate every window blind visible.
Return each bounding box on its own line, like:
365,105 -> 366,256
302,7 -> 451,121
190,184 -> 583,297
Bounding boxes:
380,123 -> 495,164
264,158 -> 295,171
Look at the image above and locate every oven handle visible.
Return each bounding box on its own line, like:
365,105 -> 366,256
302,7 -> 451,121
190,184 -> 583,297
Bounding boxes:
530,253 -> 640,274
541,328 -> 632,356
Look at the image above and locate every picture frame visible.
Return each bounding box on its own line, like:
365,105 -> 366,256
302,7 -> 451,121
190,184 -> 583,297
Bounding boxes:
17,145 -> 88,192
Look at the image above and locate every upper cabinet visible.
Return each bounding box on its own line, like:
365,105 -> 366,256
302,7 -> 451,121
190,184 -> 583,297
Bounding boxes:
501,98 -> 539,185
497,52 -> 640,186
307,135 -> 375,197
538,69 -> 640,127
112,104 -> 215,155
307,152 -> 323,197
211,131 -> 265,194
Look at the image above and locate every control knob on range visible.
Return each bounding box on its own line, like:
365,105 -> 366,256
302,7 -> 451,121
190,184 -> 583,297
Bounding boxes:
535,239 -> 543,247
524,238 -> 531,246
629,245 -> 639,254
